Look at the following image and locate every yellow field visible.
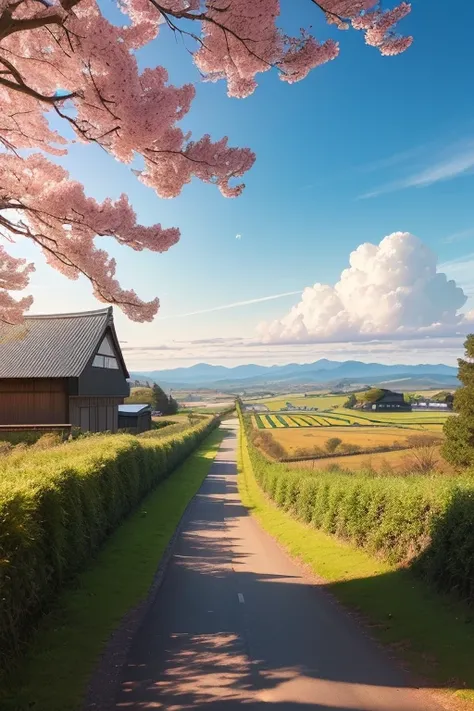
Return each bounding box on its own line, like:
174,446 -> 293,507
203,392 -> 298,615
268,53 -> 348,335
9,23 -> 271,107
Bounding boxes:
288,445 -> 453,474
269,426 -> 442,455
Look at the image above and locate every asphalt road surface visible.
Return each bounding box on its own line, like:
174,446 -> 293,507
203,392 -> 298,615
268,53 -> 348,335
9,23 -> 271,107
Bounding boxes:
114,419 -> 445,711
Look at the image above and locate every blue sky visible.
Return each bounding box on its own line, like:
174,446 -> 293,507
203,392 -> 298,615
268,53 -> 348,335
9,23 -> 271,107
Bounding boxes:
10,1 -> 474,369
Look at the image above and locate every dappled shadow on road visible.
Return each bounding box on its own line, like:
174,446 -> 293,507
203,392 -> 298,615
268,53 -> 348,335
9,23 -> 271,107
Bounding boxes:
114,425 -> 454,711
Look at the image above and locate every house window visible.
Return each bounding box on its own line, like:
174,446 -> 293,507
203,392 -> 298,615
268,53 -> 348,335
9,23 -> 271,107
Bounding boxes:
92,334 -> 120,369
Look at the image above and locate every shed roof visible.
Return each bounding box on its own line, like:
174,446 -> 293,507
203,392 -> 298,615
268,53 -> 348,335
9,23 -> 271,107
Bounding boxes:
0,307 -> 128,379
118,404 -> 152,415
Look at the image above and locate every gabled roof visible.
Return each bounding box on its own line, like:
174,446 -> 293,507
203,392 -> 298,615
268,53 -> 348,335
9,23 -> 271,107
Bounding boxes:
0,307 -> 129,379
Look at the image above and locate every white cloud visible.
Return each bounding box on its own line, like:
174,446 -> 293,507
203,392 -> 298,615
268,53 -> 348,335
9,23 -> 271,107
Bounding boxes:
258,232 -> 470,345
360,139 -> 474,199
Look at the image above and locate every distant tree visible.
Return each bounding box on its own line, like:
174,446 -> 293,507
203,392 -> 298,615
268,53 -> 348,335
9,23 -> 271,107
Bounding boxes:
431,391 -> 451,402
443,336 -> 474,468
125,387 -> 153,405
168,396 -> 179,415
325,437 -> 342,453
357,388 -> 384,404
152,384 -> 171,414
344,393 -> 357,409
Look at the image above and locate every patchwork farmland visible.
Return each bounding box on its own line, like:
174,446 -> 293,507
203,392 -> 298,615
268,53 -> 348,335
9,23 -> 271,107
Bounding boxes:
253,409 -> 449,431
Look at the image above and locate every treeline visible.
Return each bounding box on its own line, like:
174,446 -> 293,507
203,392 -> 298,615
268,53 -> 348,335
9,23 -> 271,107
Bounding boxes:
237,403 -> 474,606
0,415 -> 219,673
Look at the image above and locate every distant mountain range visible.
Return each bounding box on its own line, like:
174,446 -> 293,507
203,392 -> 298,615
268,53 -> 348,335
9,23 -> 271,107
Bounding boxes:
129,359 -> 459,392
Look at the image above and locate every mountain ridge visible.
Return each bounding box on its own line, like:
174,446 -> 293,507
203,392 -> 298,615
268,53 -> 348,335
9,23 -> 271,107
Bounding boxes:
129,359 -> 458,390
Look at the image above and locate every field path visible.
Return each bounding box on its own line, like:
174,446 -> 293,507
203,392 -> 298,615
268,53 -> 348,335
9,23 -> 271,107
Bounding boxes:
113,419 -> 444,711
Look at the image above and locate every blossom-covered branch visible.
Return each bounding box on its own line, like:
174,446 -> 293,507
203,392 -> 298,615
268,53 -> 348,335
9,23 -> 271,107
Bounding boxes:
140,0 -> 412,97
0,0 -> 411,323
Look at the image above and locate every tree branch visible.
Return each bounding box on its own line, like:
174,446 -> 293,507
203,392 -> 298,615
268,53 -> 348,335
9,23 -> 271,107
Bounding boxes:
0,73 -> 76,103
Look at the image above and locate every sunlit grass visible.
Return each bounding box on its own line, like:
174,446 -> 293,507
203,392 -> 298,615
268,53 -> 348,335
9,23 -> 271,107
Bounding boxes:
238,431 -> 474,707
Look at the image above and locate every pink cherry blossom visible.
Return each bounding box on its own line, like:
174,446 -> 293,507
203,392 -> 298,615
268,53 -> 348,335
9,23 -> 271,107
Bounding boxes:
0,0 -> 413,322
0,245 -> 34,324
351,2 -> 413,55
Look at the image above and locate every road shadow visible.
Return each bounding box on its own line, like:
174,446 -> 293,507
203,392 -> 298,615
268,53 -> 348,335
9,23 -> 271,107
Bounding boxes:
112,425 -> 469,710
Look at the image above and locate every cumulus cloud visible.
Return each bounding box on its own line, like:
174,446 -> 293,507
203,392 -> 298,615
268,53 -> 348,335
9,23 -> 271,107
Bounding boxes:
258,232 -> 470,344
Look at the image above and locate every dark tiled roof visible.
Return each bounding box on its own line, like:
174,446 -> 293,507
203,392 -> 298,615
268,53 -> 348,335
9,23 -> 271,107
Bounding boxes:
0,308 -> 114,378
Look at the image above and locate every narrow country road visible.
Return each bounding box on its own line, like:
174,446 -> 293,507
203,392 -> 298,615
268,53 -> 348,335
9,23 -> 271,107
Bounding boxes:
114,420 -> 444,711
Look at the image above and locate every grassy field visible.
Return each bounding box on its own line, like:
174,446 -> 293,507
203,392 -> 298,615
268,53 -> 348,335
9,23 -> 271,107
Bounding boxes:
269,425 -> 438,455
2,429 -> 224,711
258,393 -> 349,411
237,433 -> 474,708
254,409 -> 449,432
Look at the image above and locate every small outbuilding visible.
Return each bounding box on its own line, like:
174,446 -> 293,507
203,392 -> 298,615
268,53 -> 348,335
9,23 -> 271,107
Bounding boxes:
0,307 -> 130,432
118,404 -> 152,433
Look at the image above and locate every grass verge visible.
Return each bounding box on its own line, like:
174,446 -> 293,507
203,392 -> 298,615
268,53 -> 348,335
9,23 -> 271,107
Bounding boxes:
238,430 -> 474,708
2,427 -> 225,711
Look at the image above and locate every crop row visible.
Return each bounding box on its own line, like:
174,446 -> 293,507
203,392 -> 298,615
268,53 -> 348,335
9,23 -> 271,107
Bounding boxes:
254,411 -> 447,429
255,414 -> 340,429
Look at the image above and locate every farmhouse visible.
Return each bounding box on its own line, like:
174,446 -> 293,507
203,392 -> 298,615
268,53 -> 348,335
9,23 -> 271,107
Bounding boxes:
362,389 -> 412,412
0,308 -> 129,432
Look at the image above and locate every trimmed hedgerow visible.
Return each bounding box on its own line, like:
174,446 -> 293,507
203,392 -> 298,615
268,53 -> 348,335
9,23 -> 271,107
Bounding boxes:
237,404 -> 474,605
0,416 -> 218,672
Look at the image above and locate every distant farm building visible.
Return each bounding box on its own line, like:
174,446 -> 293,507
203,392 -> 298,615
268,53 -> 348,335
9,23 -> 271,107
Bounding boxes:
0,308 -> 129,432
118,404 -> 152,433
362,389 -> 412,412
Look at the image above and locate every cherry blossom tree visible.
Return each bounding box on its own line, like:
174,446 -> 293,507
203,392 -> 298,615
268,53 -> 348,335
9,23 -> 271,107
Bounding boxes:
0,0 -> 412,324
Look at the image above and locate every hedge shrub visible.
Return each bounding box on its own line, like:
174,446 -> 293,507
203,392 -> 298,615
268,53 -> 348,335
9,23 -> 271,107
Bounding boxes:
237,404 -> 474,605
0,415 -> 218,671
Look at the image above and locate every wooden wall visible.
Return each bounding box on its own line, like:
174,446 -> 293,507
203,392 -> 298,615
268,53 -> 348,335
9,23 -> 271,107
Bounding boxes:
117,411 -> 152,433
69,397 -> 122,433
0,379 -> 68,425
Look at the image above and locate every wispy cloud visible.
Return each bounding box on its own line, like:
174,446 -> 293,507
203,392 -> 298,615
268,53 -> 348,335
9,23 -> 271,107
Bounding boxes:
442,227 -> 474,244
360,139 -> 474,199
157,291 -> 301,320
122,344 -> 182,352
356,144 -> 428,175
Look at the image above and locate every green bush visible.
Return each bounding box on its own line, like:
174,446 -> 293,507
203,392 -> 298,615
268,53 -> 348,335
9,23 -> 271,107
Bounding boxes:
0,416 -> 218,672
443,335 -> 474,467
236,404 -> 474,605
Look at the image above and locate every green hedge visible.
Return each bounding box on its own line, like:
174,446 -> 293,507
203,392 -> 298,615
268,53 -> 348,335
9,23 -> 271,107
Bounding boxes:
0,416 -> 218,672
237,405 -> 474,605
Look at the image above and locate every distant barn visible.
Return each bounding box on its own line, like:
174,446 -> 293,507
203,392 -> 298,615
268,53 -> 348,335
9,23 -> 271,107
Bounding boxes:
118,404 -> 152,433
362,389 -> 412,412
0,308 -> 129,432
